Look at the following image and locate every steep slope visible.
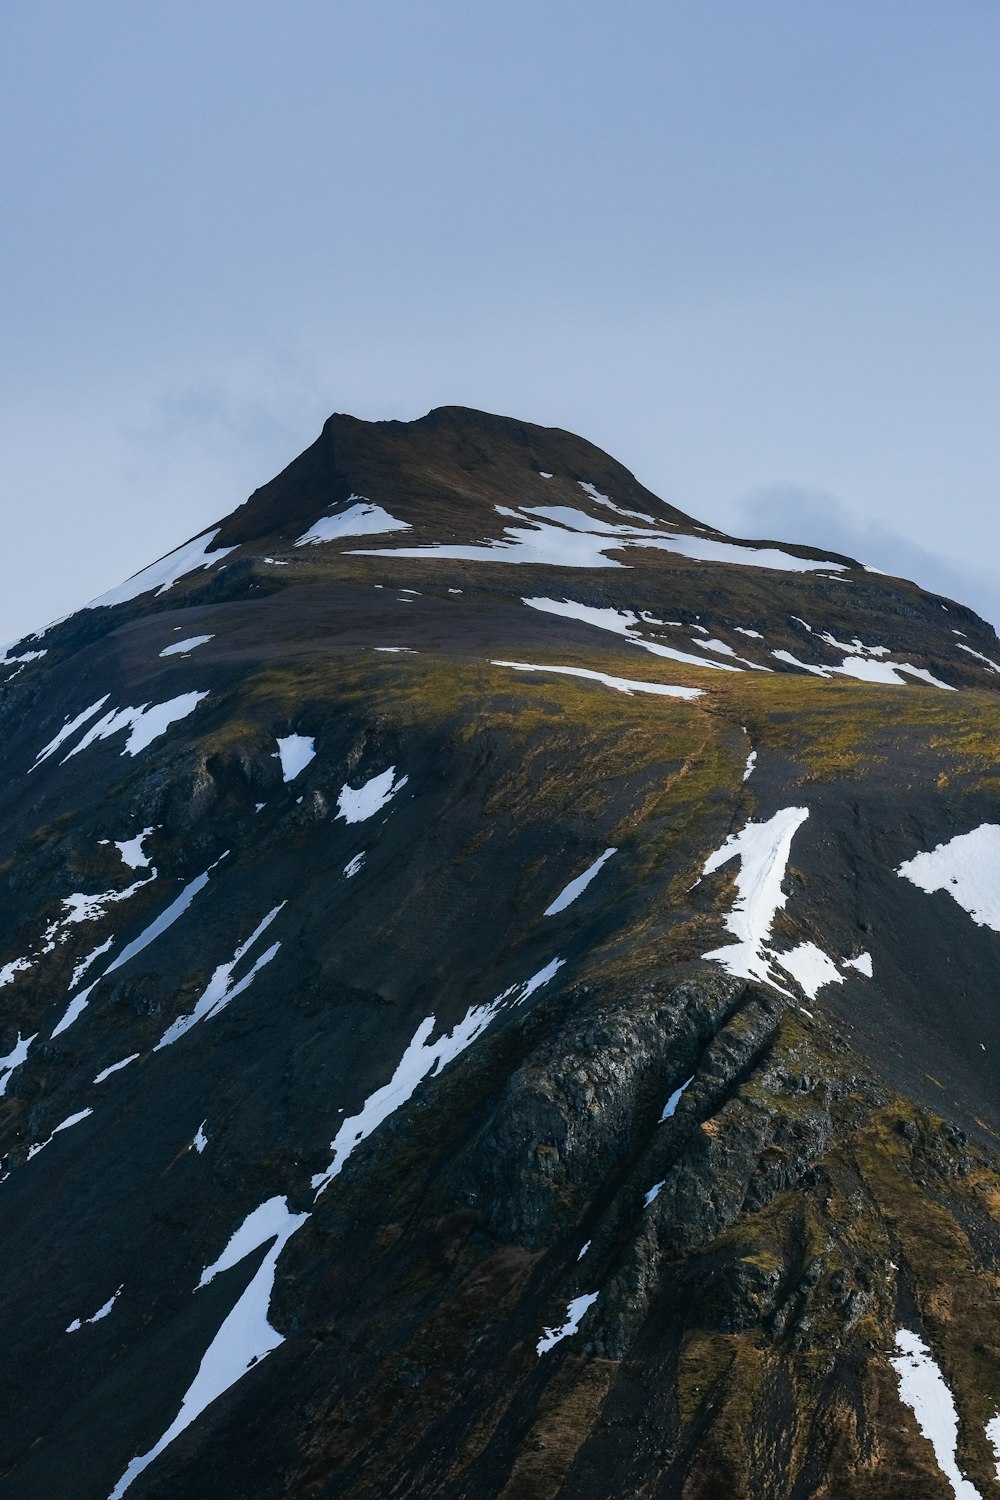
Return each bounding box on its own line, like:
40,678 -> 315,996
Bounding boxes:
3,407 -> 1000,1497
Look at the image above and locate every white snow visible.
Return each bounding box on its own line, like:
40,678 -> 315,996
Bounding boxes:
817,629 -> 891,658
743,750 -> 757,781
66,1286 -> 122,1333
70,937 -> 115,989
0,955 -> 33,989
311,1007 -> 502,1194
493,661 -> 703,699
51,867 -> 215,1037
154,905 -> 284,1049
53,873 -> 155,932
577,480 -> 661,525
273,734 -> 316,783
577,1241 -> 591,1260
660,1075 -> 694,1120
516,957 -> 566,1001
159,635 -> 213,657
336,767 -> 408,824
313,958 -> 564,1195
843,951 -> 873,977
898,824 -> 1000,933
701,808 -> 810,985
832,658 -> 954,690
115,829 -> 155,869
544,848 -> 616,916
889,1329 -> 983,1500
536,1292 -> 600,1355
373,646 -> 416,653
294,497 -> 411,547
0,642 -> 46,666
88,530 -> 237,610
736,627 -> 763,638
522,596 -> 740,672
62,692 -> 209,760
771,649 -> 829,678
986,1414 -> 1000,1481
193,1121 -> 208,1153
643,1181 -> 664,1207
956,642 -> 1000,674
538,471 -> 553,479
699,638 -> 771,672
352,504 -> 844,573
108,1197 -> 309,1500
772,648 -> 953,690
31,696 -> 111,770
0,1033 -> 35,1095
773,942 -> 844,1000
93,1054 -> 139,1084
343,853 -> 365,878
27,1107 -> 93,1160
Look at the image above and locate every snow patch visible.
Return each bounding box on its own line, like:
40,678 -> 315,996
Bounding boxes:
154,905 -> 284,1049
344,853 -> 365,878
898,825 -> 1000,932
115,828 -> 155,869
493,660 -> 702,699
31,696 -> 111,770
956,642 -> 1000,674
93,1054 -> 139,1084
27,1107 -> 93,1160
313,959 -> 564,1195
843,951 -> 873,977
0,955 -> 33,989
773,942 -> 844,1000
273,734 -> 315,783
536,1292 -> 600,1355
66,1286 -> 122,1333
701,808 -> 810,985
61,692 -> 209,760
294,498 -> 410,546
353,504 -> 843,574
544,848 -> 616,916
336,767 -> 408,824
890,1329 -> 983,1499
193,1121 -> 208,1153
660,1075 -> 694,1121
0,1033 -> 35,1095
159,635 -> 213,658
522,596 -> 740,672
87,529 -> 237,610
52,867 -> 215,1037
108,1198 -> 309,1499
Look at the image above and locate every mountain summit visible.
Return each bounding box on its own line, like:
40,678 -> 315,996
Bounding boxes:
4,407 -> 1000,1498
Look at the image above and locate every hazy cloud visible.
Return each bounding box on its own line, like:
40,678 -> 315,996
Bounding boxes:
730,484 -> 1000,635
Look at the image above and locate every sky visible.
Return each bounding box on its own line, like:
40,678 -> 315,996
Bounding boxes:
2,1 -> 1000,642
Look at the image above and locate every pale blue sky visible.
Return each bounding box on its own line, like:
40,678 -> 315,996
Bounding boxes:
3,1 -> 1000,641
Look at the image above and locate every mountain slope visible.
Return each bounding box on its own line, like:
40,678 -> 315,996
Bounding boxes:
3,407 -> 1000,1497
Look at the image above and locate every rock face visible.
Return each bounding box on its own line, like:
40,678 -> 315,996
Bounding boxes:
4,406 -> 1000,1497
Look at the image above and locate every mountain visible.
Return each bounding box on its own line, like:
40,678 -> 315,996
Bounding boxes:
3,405 -> 1000,1499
